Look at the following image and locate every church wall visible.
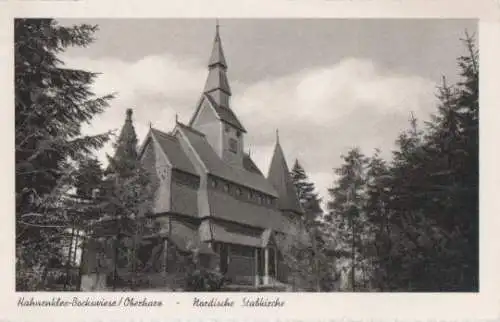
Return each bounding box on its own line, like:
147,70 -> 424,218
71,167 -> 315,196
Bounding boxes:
221,124 -> 244,168
175,131 -> 210,218
152,138 -> 172,213
170,170 -> 199,217
191,99 -> 223,158
140,138 -> 161,206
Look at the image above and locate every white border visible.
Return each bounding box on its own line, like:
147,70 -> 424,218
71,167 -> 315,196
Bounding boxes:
1,1 -> 499,321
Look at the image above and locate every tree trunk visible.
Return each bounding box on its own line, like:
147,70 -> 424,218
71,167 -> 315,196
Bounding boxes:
311,228 -> 321,292
351,217 -> 356,292
131,225 -> 138,290
77,236 -> 86,291
385,217 -> 392,290
64,224 -> 75,290
113,235 -> 119,291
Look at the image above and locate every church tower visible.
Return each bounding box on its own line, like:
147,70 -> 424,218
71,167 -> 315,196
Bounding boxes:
189,22 -> 246,168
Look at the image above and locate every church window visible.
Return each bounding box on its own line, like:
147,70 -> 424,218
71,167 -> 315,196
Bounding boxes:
211,179 -> 217,188
248,191 -> 253,199
229,138 -> 237,153
256,194 -> 262,204
224,183 -> 229,193
235,187 -> 242,196
236,130 -> 241,138
230,244 -> 254,257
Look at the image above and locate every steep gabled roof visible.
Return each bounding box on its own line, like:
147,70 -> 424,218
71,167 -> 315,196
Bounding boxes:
267,136 -> 303,214
175,122 -> 277,197
148,128 -> 199,176
243,153 -> 263,175
204,94 -> 246,132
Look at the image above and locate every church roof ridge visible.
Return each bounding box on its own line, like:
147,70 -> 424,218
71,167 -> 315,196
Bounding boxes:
150,127 -> 175,140
176,121 -> 207,137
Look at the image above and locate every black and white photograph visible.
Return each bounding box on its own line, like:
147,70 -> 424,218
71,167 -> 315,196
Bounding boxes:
15,18 -> 479,293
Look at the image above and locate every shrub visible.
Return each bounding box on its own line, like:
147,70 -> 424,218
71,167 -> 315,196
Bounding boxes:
184,268 -> 226,291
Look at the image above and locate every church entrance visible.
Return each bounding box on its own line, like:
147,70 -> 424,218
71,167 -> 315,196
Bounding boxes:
268,247 -> 276,280
257,248 -> 264,285
219,244 -> 229,274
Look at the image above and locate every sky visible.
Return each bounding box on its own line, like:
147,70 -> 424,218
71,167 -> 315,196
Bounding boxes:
60,18 -> 477,207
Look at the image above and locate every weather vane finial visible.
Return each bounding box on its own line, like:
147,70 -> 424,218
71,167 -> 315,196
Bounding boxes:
276,129 -> 280,143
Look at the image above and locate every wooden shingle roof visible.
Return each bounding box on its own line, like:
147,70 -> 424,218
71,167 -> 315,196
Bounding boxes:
206,189 -> 290,232
177,123 -> 277,197
150,128 -> 199,177
267,138 -> 303,214
204,94 -> 246,132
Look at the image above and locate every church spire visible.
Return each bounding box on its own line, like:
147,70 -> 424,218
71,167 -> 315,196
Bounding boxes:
267,135 -> 302,215
208,20 -> 227,69
203,21 -> 231,108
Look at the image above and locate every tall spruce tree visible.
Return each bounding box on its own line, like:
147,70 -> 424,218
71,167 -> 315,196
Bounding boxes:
327,148 -> 369,291
15,19 -> 113,290
356,33 -> 479,291
287,160 -> 337,291
363,149 -> 390,290
97,109 -> 156,290
75,157 -> 104,199
291,159 -> 323,224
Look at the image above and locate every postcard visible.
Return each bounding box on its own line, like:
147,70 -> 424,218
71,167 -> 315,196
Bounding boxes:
1,1 -> 500,321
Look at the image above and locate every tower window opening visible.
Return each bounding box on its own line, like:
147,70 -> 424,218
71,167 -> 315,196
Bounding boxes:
229,138 -> 237,153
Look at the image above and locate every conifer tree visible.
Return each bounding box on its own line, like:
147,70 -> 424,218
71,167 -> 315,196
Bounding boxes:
287,160 -> 336,291
15,19 -> 113,290
291,159 -> 323,225
75,157 -> 104,199
363,149 -> 390,290
97,109 -> 156,290
356,33 -> 479,291
327,148 -> 369,291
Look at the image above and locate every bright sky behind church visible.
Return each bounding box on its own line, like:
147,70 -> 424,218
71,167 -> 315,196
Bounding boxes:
60,18 -> 476,205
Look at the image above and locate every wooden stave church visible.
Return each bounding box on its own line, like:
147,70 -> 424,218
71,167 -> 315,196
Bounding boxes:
82,24 -> 303,290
